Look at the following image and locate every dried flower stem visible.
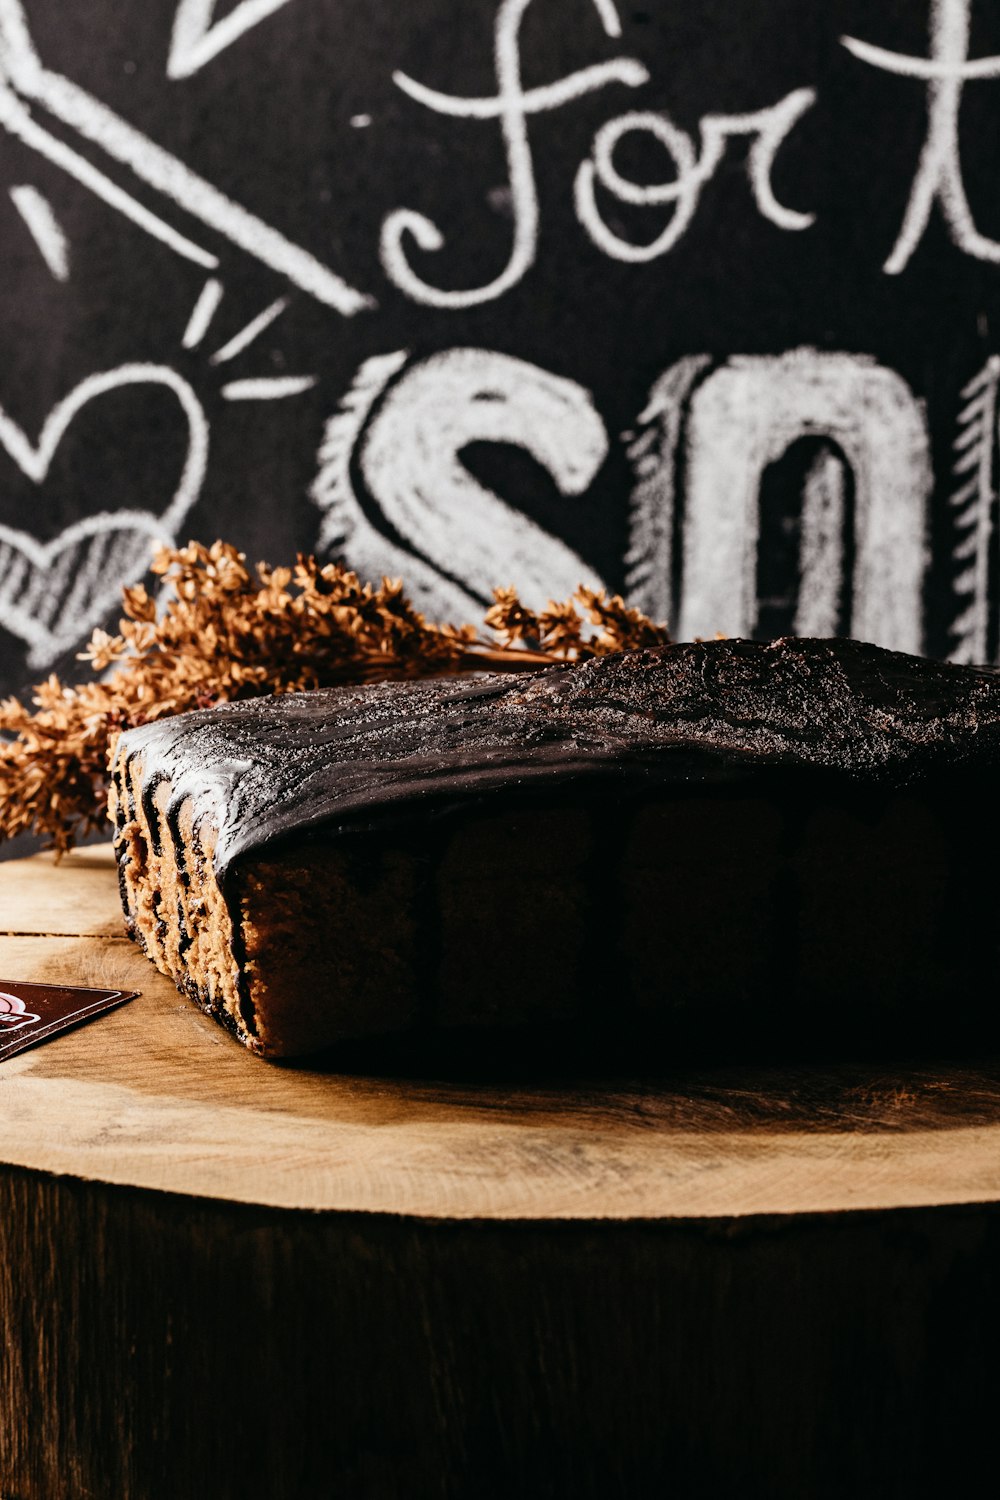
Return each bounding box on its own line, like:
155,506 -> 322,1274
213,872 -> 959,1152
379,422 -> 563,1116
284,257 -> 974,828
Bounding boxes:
0,541 -> 669,854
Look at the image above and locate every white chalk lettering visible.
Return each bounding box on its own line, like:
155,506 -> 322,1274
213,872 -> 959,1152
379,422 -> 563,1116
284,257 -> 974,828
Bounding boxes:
319,346 -> 938,655
311,350 -> 481,616
843,0 -> 1000,273
624,356 -> 711,620
676,350 -> 931,652
575,89 -> 816,262
381,0 -> 648,307
314,349 -> 608,616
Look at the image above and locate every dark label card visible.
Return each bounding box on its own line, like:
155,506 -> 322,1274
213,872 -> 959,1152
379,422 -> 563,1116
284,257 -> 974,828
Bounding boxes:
0,980 -> 137,1062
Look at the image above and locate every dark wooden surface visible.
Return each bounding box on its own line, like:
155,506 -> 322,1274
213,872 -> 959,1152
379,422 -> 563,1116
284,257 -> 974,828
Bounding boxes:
4,847 -> 1000,1497
3,1169 -> 1000,1500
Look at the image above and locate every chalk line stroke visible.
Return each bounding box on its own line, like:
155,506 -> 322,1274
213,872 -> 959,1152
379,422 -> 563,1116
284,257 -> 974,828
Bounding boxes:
0,0 -> 374,314
313,348 -> 609,619
222,375 -> 316,399
843,0 -> 1000,273
624,356 -> 712,623
9,183 -> 69,279
0,364 -> 209,665
948,357 -> 1000,663
183,276 -> 224,348
591,0 -> 622,39
210,296 -> 289,364
0,75 -> 219,269
168,0 -> 298,80
382,0 -> 648,307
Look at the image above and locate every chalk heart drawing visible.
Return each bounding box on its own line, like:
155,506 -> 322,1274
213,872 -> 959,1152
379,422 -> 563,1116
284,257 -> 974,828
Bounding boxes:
0,363 -> 209,667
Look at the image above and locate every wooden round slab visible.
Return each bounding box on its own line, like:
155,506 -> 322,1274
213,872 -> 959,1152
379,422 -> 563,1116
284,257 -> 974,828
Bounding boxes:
2,845 -> 1000,1499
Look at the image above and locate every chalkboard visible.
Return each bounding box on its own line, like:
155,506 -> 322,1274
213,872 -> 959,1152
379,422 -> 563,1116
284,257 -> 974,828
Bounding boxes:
1,0 -> 999,697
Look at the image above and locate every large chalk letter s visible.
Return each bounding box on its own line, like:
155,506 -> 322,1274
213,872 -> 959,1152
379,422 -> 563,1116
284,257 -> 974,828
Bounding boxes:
313,348 -> 609,619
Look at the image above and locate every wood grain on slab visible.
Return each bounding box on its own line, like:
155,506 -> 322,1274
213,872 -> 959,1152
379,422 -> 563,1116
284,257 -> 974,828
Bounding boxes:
0,843 -> 125,936
2,846 -> 1000,1220
4,847 -> 1000,1500
4,1166 -> 1000,1500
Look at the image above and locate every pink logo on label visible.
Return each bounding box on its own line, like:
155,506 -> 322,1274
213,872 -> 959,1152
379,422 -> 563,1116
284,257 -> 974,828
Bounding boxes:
0,991 -> 41,1031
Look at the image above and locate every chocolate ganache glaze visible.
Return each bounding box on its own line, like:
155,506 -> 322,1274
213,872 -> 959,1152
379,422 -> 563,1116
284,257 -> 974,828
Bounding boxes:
115,637 -> 1000,879
110,637 -> 1000,1058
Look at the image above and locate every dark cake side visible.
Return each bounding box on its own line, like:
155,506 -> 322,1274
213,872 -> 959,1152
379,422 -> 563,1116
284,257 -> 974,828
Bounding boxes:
109,638 -> 1000,1058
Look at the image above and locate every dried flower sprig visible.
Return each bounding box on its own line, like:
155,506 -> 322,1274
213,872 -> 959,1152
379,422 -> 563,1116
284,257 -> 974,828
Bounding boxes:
0,540 -> 669,854
485,584 -> 670,657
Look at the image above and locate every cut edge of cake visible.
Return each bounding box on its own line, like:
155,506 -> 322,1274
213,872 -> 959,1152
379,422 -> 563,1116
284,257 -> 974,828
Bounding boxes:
108,639 -> 1000,1061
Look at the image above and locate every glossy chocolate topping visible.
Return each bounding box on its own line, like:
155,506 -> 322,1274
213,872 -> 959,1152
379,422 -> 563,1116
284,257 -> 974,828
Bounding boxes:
113,637 -> 1000,879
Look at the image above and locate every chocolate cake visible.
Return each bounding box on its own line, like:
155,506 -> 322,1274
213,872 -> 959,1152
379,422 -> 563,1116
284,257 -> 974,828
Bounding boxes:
110,638 -> 1000,1059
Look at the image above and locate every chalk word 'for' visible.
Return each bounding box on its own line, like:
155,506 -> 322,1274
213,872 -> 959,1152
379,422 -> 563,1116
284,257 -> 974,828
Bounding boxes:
381,0 -> 816,305
383,0 -> 1000,303
1,0 -> 998,309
